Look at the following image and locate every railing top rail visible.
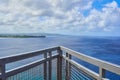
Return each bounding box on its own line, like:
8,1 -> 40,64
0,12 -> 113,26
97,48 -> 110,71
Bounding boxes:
60,46 -> 120,75
0,46 -> 59,64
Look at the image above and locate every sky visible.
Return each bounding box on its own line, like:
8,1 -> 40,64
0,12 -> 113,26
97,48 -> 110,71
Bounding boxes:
0,0 -> 120,36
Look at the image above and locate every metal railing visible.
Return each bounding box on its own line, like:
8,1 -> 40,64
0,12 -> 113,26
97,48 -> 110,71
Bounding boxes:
60,46 -> 120,80
0,46 -> 120,80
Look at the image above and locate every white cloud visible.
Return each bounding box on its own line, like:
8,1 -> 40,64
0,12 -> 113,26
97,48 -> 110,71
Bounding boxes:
0,0 -> 120,35
74,1 -> 120,34
105,1 -> 118,8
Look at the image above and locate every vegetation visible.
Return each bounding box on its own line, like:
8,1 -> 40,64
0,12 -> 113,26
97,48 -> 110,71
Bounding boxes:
0,34 -> 46,38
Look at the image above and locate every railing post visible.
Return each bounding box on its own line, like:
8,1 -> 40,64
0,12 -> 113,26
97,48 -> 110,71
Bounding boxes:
44,52 -> 47,80
0,63 -> 6,80
48,51 -> 52,80
65,53 -> 71,80
68,54 -> 71,80
65,53 -> 68,80
57,48 -> 62,80
99,67 -> 106,80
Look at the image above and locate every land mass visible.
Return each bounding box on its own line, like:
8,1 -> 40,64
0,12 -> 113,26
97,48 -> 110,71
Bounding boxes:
0,34 -> 46,38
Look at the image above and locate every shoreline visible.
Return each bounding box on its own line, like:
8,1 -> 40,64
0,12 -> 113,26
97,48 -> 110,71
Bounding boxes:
0,35 -> 46,38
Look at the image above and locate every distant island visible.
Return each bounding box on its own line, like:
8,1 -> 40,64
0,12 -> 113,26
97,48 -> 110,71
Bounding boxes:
0,34 -> 46,38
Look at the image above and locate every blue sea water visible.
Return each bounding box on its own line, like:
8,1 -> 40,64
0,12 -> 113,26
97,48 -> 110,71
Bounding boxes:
0,36 -> 120,80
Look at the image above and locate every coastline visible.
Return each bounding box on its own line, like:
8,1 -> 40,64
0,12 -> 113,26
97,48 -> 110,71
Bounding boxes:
0,35 -> 46,38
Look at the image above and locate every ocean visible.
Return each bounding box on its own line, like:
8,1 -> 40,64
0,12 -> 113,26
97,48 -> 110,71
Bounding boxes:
0,35 -> 120,80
